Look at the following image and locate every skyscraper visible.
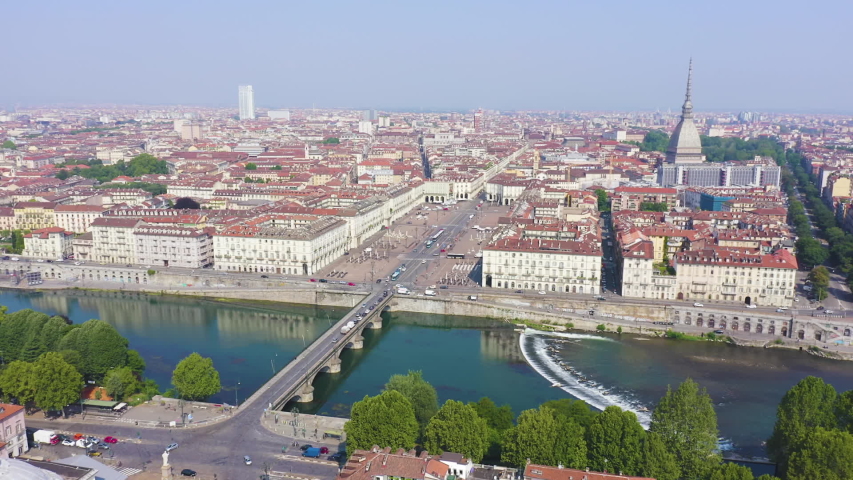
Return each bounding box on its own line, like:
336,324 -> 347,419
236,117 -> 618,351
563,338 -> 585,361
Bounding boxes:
238,85 -> 255,120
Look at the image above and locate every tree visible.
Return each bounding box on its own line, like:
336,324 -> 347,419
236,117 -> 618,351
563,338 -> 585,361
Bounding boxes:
173,197 -> 201,209
639,202 -> 669,212
322,137 -> 340,144
706,463 -> 755,480
594,189 -> 610,212
0,360 -> 36,408
171,353 -> 221,401
384,371 -> 439,434
502,407 -> 559,469
32,352 -> 83,417
245,162 -> 258,170
469,397 -> 514,431
126,349 -> 146,375
767,376 -> 838,474
640,432 -> 679,480
2,140 -> 16,149
541,398 -> 597,428
344,390 -> 419,456
57,319 -> 129,380
424,400 -> 489,462
787,427 -> 853,480
650,378 -> 719,480
104,366 -> 139,400
795,237 -> 828,268
640,130 -> 670,152
585,406 -> 645,475
554,417 -> 587,469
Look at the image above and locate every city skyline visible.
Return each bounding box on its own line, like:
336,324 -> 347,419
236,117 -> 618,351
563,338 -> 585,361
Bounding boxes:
1,1 -> 850,113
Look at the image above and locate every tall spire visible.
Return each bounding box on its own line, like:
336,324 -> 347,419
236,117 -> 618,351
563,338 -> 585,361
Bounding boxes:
682,58 -> 694,118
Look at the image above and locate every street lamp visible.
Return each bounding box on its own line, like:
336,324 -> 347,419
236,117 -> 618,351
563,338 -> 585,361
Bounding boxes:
235,380 -> 240,407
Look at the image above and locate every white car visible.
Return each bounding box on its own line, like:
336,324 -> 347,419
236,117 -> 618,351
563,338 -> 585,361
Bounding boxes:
62,439 -> 75,446
538,291 -> 546,295
776,308 -> 788,313
693,302 -> 704,307
745,304 -> 757,309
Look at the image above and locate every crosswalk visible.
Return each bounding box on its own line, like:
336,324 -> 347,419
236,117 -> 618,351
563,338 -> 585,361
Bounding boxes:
117,467 -> 142,476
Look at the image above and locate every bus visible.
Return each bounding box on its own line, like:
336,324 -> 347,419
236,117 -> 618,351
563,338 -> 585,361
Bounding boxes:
447,253 -> 466,259
431,229 -> 445,242
390,270 -> 401,281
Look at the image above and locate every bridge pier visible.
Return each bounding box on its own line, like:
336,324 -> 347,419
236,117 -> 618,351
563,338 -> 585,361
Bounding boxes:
324,356 -> 341,373
347,335 -> 364,349
366,316 -> 383,329
296,383 -> 314,403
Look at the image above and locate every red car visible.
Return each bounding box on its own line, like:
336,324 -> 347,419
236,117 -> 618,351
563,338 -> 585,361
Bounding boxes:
347,282 -> 356,286
320,446 -> 329,454
104,436 -> 118,444
309,278 -> 317,282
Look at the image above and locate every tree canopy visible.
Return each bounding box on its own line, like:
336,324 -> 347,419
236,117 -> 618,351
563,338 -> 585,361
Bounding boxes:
57,319 -> 130,380
344,390 -> 419,456
585,406 -> 645,475
640,201 -> 669,212
502,406 -> 587,470
173,197 -> 201,209
786,427 -> 853,480
55,154 -> 169,183
470,397 -> 514,431
171,352 -> 221,401
650,378 -> 720,480
384,370 -> 439,434
424,400 -> 489,462
32,352 -> 83,416
638,130 -> 670,152
2,140 -> 16,150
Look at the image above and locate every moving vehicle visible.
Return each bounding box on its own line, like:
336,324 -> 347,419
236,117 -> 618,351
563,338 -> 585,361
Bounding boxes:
166,443 -> 179,452
397,287 -> 410,295
693,302 -> 704,307
104,436 -> 118,444
468,295 -> 478,301
244,455 -> 252,465
319,278 -> 328,283
181,469 -> 197,477
424,289 -> 436,296
390,270 -> 401,281
713,330 -> 724,335
745,304 -> 757,309
34,430 -> 60,445
776,308 -> 788,313
302,447 -> 322,458
538,291 -> 546,295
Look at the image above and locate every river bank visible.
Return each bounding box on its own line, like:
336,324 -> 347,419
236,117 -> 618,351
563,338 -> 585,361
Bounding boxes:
6,281 -> 853,361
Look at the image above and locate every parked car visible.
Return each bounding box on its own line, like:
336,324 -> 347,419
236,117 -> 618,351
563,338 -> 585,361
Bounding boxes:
515,289 -> 524,293
261,275 -> 269,278
693,302 -> 704,307
320,446 -> 330,454
181,469 -> 197,477
300,444 -> 313,451
244,455 -> 252,465
319,278 -> 328,283
538,291 -> 546,295
745,304 -> 757,309
348,282 -> 356,286
713,330 -> 724,335
309,278 -> 317,282
104,436 -> 118,444
329,452 -> 344,461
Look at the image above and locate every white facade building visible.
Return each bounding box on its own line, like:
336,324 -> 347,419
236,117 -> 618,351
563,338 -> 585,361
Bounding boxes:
135,226 -> 214,268
54,205 -> 106,233
90,218 -> 142,264
22,227 -> 74,260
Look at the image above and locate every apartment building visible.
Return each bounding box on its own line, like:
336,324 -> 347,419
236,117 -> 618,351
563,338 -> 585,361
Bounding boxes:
22,227 -> 74,260
483,235 -> 602,294
134,226 -> 214,268
0,404 -> 28,457
13,202 -> 56,230
54,205 -> 107,233
90,218 -> 143,264
213,215 -> 348,275
611,186 -> 678,211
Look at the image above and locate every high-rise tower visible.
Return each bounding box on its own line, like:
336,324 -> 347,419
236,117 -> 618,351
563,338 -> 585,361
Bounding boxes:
238,85 -> 255,120
664,60 -> 705,164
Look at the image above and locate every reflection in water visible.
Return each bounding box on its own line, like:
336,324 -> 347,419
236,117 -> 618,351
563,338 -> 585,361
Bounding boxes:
0,289 -> 342,404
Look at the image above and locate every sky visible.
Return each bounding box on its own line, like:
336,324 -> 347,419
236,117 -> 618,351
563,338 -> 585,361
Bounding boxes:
2,0 -> 850,113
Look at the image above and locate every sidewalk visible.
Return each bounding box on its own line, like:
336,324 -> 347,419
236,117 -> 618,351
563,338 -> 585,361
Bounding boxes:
259,410 -> 346,453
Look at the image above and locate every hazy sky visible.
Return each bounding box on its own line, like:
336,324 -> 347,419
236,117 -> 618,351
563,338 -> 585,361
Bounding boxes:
2,0 -> 849,113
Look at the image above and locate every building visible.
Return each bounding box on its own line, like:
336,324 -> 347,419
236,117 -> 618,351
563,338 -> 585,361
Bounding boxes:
213,215 -> 348,275
665,60 -> 705,165
672,248 -> 797,306
13,202 -> 56,231
483,234 -> 602,295
238,85 -> 255,120
268,110 -> 291,120
524,463 -> 655,480
90,218 -> 143,264
22,227 -> 74,260
0,404 -> 28,457
338,447 -> 470,480
134,226 -> 214,268
180,122 -> 203,140
611,187 -> 678,211
54,205 -> 106,233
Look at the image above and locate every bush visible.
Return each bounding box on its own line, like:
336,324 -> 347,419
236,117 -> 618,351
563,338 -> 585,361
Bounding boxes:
147,269 -> 156,276
596,324 -> 606,331
774,339 -> 784,345
617,326 -> 623,334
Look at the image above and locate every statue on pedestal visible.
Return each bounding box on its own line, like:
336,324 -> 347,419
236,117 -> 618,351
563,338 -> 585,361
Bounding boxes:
162,450 -> 170,466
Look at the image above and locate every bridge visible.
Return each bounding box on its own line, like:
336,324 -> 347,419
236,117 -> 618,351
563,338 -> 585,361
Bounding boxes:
239,289 -> 395,413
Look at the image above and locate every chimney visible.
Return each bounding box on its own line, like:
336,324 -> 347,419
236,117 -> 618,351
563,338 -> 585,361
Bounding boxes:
557,464 -> 563,470
383,455 -> 388,467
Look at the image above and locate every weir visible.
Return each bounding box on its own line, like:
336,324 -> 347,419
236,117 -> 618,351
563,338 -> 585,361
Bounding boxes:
238,290 -> 394,413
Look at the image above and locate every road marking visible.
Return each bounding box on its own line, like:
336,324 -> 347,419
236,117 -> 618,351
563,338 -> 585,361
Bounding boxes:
117,467 -> 143,476
277,454 -> 338,466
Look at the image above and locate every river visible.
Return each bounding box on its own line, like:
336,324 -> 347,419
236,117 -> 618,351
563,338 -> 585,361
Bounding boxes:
3,289 -> 853,458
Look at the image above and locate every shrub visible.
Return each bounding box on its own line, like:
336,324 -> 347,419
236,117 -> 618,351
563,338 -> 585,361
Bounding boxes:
596,324 -> 606,331
147,269 -> 156,276
616,326 -> 623,334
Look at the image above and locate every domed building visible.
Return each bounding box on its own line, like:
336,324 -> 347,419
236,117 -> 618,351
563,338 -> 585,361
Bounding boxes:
665,59 -> 706,165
